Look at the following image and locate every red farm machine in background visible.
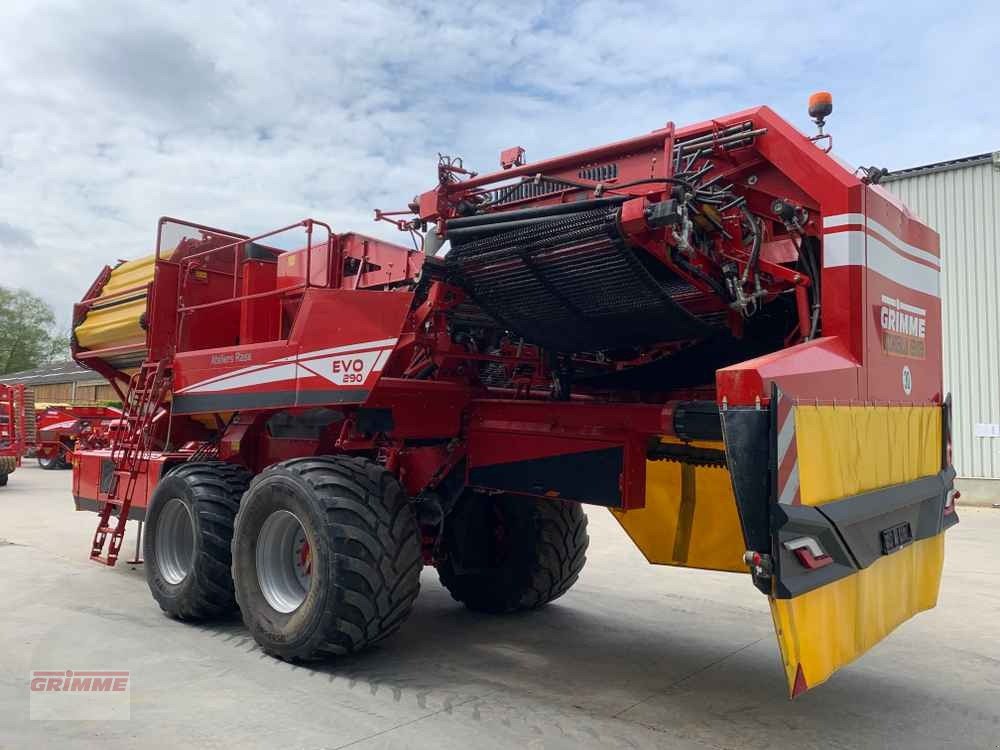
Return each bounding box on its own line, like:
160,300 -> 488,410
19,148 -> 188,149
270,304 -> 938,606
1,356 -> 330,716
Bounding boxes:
32,404 -> 122,470
69,98 -> 957,697
0,384 -> 31,486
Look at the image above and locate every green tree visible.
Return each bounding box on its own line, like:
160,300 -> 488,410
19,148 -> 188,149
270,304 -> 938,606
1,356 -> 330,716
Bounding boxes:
0,287 -> 66,375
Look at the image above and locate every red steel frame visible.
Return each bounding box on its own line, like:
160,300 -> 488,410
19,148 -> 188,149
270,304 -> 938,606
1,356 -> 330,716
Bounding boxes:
0,384 -> 27,474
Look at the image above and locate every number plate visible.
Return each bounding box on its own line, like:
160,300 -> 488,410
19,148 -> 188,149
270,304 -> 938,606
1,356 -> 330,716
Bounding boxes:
880,522 -> 913,554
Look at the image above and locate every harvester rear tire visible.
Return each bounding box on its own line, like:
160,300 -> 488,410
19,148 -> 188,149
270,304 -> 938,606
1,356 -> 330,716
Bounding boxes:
231,456 -> 422,661
0,472 -> 7,487
144,462 -> 252,621
437,492 -> 589,614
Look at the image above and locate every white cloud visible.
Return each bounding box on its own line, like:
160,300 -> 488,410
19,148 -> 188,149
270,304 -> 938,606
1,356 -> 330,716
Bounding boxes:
0,0 -> 996,325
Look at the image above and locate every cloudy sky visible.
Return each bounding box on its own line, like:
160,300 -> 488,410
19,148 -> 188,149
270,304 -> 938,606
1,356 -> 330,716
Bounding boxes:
1,0 -> 997,326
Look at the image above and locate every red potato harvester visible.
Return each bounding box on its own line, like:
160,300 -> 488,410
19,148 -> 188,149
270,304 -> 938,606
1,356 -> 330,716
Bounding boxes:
69,96 -> 957,696
0,384 -> 30,486
33,404 -> 122,470
0,385 -> 121,471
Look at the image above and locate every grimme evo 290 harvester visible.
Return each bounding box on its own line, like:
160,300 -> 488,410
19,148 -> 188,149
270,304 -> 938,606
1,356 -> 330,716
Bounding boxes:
70,99 -> 957,696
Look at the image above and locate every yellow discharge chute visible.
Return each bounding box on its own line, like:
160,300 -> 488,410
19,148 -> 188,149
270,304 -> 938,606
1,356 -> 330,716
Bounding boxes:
74,254 -> 155,351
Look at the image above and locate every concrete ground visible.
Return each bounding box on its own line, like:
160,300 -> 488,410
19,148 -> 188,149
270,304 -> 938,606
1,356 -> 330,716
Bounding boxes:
956,477 -> 1000,508
1,464 -> 998,750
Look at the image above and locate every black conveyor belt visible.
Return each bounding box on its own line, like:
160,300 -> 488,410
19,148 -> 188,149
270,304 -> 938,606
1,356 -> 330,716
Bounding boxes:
445,206 -> 713,352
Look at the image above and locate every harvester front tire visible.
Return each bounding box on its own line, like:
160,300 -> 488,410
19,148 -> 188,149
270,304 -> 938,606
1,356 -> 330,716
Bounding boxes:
232,456 -> 422,661
144,462 -> 252,620
437,493 -> 589,614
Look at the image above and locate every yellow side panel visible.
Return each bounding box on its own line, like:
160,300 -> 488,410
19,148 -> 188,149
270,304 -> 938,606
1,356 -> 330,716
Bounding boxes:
770,532 -> 944,694
74,254 -> 155,350
75,298 -> 147,350
99,254 -> 156,297
795,405 -> 940,506
772,402 -> 946,695
611,439 -> 746,573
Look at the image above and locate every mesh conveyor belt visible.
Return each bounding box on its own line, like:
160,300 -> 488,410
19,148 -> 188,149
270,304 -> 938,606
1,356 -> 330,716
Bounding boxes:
446,207 -> 713,352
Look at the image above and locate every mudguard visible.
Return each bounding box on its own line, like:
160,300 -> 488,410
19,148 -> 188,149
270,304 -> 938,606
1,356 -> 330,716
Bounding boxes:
723,387 -> 957,696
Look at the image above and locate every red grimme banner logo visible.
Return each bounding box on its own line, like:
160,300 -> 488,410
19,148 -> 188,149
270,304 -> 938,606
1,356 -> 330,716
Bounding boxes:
31,670 -> 129,692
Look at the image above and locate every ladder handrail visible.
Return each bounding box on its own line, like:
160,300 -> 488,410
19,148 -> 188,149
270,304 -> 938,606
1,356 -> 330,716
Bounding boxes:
90,359 -> 170,566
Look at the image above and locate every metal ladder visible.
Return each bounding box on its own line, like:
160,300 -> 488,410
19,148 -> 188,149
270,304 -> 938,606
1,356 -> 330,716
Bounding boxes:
90,360 -> 169,566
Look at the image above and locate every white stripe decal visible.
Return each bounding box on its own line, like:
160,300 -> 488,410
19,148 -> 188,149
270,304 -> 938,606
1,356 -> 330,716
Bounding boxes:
823,214 -> 940,267
186,363 -> 303,393
277,338 -> 400,364
177,361 -> 277,392
371,349 -> 392,372
823,213 -> 865,229
823,228 -> 940,298
864,217 -> 940,268
822,231 -> 865,267
776,409 -> 796,461
778,462 -> 800,505
866,235 -> 940,297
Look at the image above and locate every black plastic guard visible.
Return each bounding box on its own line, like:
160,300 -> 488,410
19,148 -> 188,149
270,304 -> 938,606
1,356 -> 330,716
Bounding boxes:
720,406 -> 771,593
820,467 -> 956,567
772,466 -> 956,599
772,503 -> 858,598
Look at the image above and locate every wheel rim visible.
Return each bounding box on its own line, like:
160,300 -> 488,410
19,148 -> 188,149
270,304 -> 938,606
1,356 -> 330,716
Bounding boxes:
256,510 -> 312,614
155,498 -> 196,585
38,455 -> 53,469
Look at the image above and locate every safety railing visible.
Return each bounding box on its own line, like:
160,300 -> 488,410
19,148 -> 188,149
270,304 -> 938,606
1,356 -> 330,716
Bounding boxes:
156,218 -> 337,349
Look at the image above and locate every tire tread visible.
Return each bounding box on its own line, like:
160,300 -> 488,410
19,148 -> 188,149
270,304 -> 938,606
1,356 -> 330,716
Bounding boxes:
438,494 -> 588,614
147,461 -> 251,620
235,455 -> 421,659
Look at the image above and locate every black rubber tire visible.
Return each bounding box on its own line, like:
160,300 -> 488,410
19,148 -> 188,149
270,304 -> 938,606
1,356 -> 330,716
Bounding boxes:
0,472 -> 7,487
437,492 -> 589,614
232,456 -> 422,661
144,462 -> 252,620
38,453 -> 67,470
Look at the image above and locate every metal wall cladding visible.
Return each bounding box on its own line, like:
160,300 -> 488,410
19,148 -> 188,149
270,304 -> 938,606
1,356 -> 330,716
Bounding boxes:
885,154 -> 1000,478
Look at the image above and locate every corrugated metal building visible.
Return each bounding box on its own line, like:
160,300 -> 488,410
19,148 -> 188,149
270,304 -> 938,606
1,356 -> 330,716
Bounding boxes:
0,361 -> 118,405
884,152 -> 1000,483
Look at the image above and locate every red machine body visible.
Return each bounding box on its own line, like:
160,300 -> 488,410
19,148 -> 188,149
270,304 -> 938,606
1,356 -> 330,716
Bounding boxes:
69,104 -> 955,696
0,384 -> 29,485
